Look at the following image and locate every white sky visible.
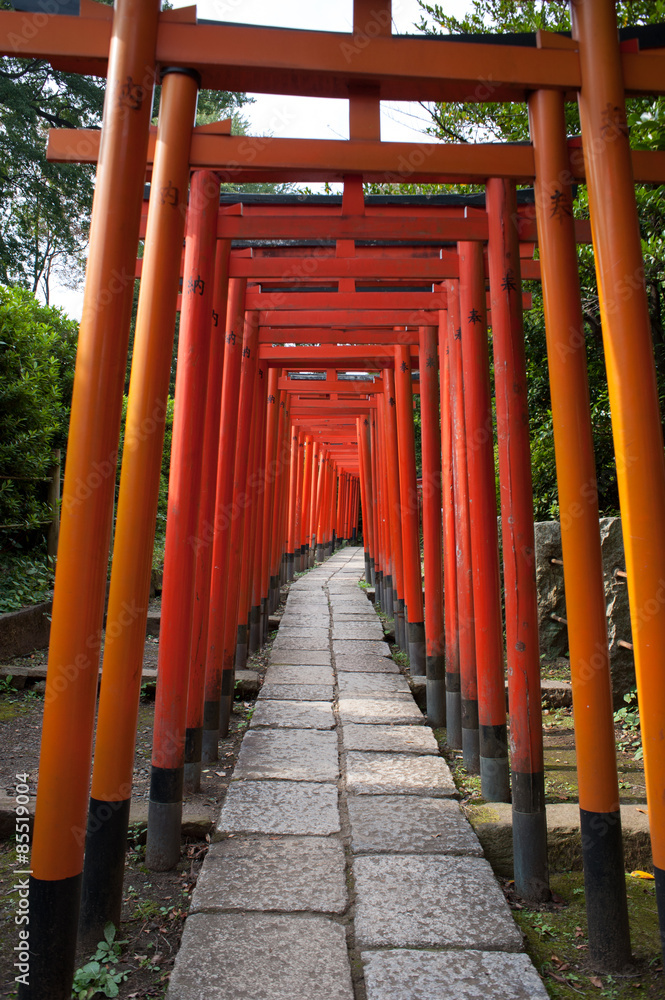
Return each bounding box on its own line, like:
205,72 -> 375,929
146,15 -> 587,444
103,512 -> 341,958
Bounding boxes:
50,0 -> 472,318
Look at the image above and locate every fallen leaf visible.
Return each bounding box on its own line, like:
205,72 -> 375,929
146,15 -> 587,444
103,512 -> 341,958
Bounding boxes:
636,807 -> 648,815
589,976 -> 603,988
574,927 -> 585,937
629,870 -> 655,880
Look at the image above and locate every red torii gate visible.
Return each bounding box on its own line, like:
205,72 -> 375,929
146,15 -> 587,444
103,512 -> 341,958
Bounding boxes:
4,2 -> 665,997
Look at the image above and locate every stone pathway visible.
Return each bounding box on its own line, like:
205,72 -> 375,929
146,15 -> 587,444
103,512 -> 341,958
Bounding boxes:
167,547 -> 548,1000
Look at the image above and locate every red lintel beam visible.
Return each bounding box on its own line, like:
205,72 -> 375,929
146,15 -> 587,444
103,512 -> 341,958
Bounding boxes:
9,13 -> 665,100
49,127 -> 665,190
259,345 -> 419,367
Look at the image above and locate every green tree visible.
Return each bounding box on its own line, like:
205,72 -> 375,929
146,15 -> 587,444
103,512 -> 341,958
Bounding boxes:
0,286 -> 77,534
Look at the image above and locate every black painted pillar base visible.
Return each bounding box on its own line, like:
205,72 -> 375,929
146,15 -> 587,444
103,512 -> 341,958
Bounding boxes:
426,659 -> 446,728
279,553 -> 287,587
480,723 -> 510,801
375,570 -> 383,608
202,698 -> 219,762
79,797 -> 131,951
249,605 -> 261,653
270,575 -> 280,613
364,551 -> 371,583
446,675 -> 462,748
145,765 -> 183,871
655,865 -> 665,967
19,873 -> 82,1000
219,669 -> 234,738
316,543 -> 324,561
461,697 -> 480,774
183,725 -> 203,792
394,599 -> 406,651
286,552 -> 295,581
512,771 -> 550,902
235,622 -> 248,669
384,575 -> 394,617
408,620 -> 426,676
369,557 -> 376,586
579,807 -> 632,970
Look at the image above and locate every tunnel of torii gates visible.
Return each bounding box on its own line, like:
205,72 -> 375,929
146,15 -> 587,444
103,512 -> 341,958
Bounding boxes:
4,0 -> 665,995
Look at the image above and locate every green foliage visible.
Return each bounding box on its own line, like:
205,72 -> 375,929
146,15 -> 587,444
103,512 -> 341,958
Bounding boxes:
614,687 -> 643,760
0,286 -> 76,534
0,551 -> 55,612
71,923 -> 128,999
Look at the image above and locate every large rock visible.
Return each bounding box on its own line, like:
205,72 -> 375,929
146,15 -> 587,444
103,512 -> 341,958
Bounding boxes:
534,517 -> 635,703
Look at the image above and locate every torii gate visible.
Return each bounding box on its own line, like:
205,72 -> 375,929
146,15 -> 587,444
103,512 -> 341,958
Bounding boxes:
4,2 -> 665,997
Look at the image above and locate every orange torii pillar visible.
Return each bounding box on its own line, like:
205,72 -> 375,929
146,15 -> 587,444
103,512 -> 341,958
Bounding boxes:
219,311 -> 260,735
300,433 -> 314,568
356,419 -> 372,580
295,430 -> 306,569
488,177 -> 549,902
419,325 -> 445,727
376,393 -> 394,618
573,1 -> 665,955
274,391 -> 290,593
446,280 -> 479,773
458,242 -> 510,802
308,441 -> 321,566
81,161 -> 216,941
358,417 -> 375,582
23,7 -> 163,994
394,345 -> 426,675
248,367 -> 269,653
370,413 -> 385,606
261,369 -> 280,633
202,278 -> 246,758
383,370 -> 407,650
286,427 -> 300,579
529,82 -> 631,968
439,309 -> 461,746
184,232 -> 230,793
238,362 -> 267,664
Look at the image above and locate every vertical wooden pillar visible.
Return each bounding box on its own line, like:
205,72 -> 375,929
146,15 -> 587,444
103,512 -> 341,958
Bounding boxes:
202,278 -> 246,758
219,310 -> 260,736
377,394 -> 394,618
529,82 -> 631,965
439,310 -> 461,746
458,243 -> 509,800
359,418 -> 375,581
286,425 -> 299,579
261,369 -> 280,630
446,280 -> 479,773
183,233 -> 230,793
487,177 -> 549,902
572,0 -> 665,957
383,369 -> 406,649
394,345 -> 425,674
419,326 -> 445,726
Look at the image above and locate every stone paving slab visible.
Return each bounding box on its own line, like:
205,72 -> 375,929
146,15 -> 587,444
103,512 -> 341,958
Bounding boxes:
338,696 -> 424,726
259,683 -> 334,701
219,780 -> 340,835
342,723 -> 439,754
360,950 -> 549,1000
278,614 -> 328,626
335,653 -> 399,674
191,837 -> 347,913
273,635 -> 331,651
332,626 -> 385,642
250,699 -> 335,730
264,665 -> 334,685
270,650 -> 332,665
353,855 -> 523,950
338,672 -> 411,697
348,795 -> 482,855
167,913 -> 354,1000
333,640 -> 391,658
276,627 -> 330,640
345,751 -> 456,797
233,729 -> 339,782
333,612 -> 380,621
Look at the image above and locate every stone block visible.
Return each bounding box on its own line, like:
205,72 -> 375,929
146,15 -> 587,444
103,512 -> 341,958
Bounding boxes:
361,949 -> 549,1000
270,650 -> 332,666
219,780 -> 340,835
353,855 -> 523,950
348,795 -> 481,855
333,640 -> 391,658
167,913 -> 354,1000
338,673 -> 411,697
233,729 -> 338,782
341,723 -> 439,754
335,653 -> 399,674
345,751 -> 456,797
259,683 -> 334,702
264,665 -> 334,685
332,625 -> 385,641
191,836 -> 347,913
338,696 -> 424,726
250,699 -> 335,730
